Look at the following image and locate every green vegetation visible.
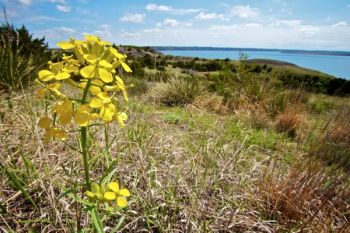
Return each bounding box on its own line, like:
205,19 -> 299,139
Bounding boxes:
0,31 -> 349,232
0,23 -> 51,91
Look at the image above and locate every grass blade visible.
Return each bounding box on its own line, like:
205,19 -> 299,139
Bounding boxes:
3,166 -> 36,207
110,216 -> 125,233
90,208 -> 104,233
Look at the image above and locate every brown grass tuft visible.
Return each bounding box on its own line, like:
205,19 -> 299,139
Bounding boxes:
275,110 -> 300,137
259,159 -> 350,232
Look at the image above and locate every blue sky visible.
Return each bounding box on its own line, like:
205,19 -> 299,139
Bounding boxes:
1,0 -> 350,50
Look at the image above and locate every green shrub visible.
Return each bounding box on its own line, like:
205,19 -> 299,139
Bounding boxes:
0,24 -> 50,91
159,77 -> 203,107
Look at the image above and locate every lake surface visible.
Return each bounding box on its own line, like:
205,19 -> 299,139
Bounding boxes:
161,50 -> 350,79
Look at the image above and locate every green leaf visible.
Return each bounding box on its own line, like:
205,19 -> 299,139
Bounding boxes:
3,166 -> 36,207
90,208 -> 104,233
100,164 -> 117,187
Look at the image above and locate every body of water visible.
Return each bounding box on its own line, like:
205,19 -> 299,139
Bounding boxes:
161,49 -> 350,79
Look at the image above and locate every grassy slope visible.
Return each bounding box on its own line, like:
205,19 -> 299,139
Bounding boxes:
0,46 -> 349,232
0,81 -> 349,232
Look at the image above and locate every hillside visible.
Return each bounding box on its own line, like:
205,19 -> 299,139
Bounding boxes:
1,41 -> 350,232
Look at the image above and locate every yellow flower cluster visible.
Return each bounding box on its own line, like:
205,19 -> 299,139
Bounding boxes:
85,181 -> 131,208
37,35 -> 131,142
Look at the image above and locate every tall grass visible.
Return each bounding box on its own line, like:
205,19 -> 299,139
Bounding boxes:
259,159 -> 350,232
309,107 -> 350,172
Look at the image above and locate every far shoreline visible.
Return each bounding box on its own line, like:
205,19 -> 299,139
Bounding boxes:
152,46 -> 350,57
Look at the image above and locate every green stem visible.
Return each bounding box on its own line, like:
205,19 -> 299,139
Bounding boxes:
81,126 -> 90,189
80,80 -> 92,189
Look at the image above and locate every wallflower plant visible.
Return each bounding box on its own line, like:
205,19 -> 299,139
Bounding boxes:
37,35 -> 132,232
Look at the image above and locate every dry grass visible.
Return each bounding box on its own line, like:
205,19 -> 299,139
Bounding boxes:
309,107 -> 350,172
0,87 -> 349,232
259,159 -> 350,232
275,109 -> 300,138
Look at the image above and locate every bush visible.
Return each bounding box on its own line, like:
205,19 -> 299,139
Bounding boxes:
0,24 -> 50,91
159,77 -> 203,107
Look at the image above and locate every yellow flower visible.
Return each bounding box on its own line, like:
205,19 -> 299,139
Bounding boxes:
107,181 -> 131,208
85,182 -> 103,200
116,112 -> 128,128
104,76 -> 128,101
38,62 -> 70,81
74,104 -> 98,126
36,82 -> 66,99
38,35 -> 131,142
38,117 -> 67,143
85,181 -> 130,207
79,79 -> 104,96
54,100 -> 73,125
89,92 -> 117,122
109,47 -> 132,73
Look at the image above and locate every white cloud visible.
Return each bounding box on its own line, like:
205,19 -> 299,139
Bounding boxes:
17,0 -> 31,5
270,19 -> 302,27
27,15 -> 64,22
163,19 -> 179,27
299,25 -> 319,34
120,13 -> 146,23
56,4 -> 71,12
145,3 -> 203,14
230,5 -> 259,19
120,31 -> 141,38
209,24 -> 239,30
245,23 -> 262,28
195,12 -> 226,20
82,25 -> 113,39
331,21 -> 347,27
34,27 -> 75,39
146,3 -> 171,12
157,19 -> 192,28
143,28 -> 161,33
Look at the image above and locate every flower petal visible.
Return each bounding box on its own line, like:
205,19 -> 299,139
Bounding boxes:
55,72 -> 70,80
38,117 -> 52,129
103,192 -> 116,201
108,182 -> 119,193
121,62 -> 132,73
89,97 -> 103,109
75,111 -> 90,126
100,106 -> 114,122
57,41 -> 75,49
54,129 -> 67,141
99,68 -> 113,83
85,191 -> 95,199
118,188 -> 131,197
116,197 -> 128,208
38,70 -> 55,81
116,112 -> 128,128
80,65 -> 96,79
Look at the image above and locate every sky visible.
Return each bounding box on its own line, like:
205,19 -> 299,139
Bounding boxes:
1,0 -> 350,50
